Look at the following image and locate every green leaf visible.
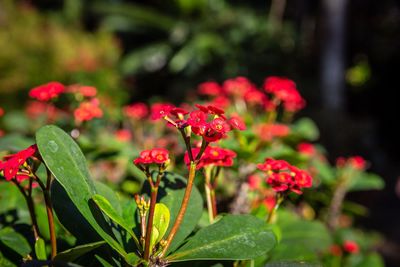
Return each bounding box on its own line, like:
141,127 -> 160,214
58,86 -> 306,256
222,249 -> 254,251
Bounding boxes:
292,118 -> 319,141
125,253 -> 140,265
348,173 -> 385,192
142,172 -> 203,254
94,181 -> 122,215
55,241 -> 105,262
153,203 -> 170,243
0,227 -> 31,257
36,125 -> 126,257
0,251 -> 16,267
269,212 -> 331,262
149,227 -> 159,253
167,215 -> 276,262
35,238 -> 47,260
92,194 -> 139,244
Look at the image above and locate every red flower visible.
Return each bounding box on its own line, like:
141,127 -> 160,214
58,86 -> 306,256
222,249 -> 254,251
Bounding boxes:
244,89 -> 267,106
124,103 -> 149,120
336,156 -> 367,170
297,142 -> 316,156
210,118 -> 230,134
257,158 -> 312,194
67,84 -> 97,97
210,96 -> 231,109
187,110 -> 207,127
0,145 -> 37,181
228,115 -> 246,130
115,129 -> 132,142
223,77 -> 256,98
198,81 -> 222,96
151,103 -> 174,120
248,174 -> 262,190
74,98 -> 103,122
29,82 -> 65,101
263,76 -> 305,112
255,123 -> 290,142
184,146 -> 236,169
343,240 -> 359,254
0,107 -> 4,117
133,148 -> 169,165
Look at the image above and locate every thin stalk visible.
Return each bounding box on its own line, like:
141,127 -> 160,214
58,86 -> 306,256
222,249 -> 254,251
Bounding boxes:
327,182 -> 347,231
179,128 -> 193,161
44,169 -> 57,259
266,193 -> 284,224
204,183 -> 214,223
160,162 -> 197,256
143,187 -> 158,260
143,171 -> 163,260
14,180 -> 41,240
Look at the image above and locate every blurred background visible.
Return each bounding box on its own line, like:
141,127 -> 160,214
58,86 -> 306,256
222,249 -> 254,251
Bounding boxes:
0,0 -> 399,266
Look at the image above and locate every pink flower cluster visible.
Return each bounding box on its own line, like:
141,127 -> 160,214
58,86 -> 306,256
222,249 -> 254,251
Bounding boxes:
197,76 -> 306,112
133,148 -> 169,165
184,146 -> 237,169
257,158 -> 312,194
0,145 -> 37,182
150,103 -> 245,142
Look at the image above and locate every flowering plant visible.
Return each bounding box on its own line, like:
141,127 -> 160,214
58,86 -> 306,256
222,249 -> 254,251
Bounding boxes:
0,77 -> 385,267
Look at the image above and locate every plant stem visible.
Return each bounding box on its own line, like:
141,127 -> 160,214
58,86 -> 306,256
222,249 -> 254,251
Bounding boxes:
327,182 -> 347,231
44,169 -> 57,259
160,162 -> 197,257
143,187 -> 158,260
266,193 -> 284,224
143,171 -> 163,261
14,180 -> 41,240
204,183 -> 214,223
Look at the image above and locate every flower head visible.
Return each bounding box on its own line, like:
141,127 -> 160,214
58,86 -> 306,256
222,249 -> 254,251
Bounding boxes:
184,146 -> 236,169
343,240 -> 359,254
257,158 -> 312,194
336,156 -> 367,170
198,81 -> 222,96
133,148 -> 170,165
151,103 -> 174,120
74,98 -> 103,123
123,103 -> 149,120
0,145 -> 38,181
29,82 -> 65,101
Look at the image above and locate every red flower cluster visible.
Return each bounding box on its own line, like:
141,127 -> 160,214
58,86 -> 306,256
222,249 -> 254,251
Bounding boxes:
263,76 -> 305,112
257,158 -> 312,194
74,98 -> 103,123
0,145 -> 37,182
336,156 -> 367,170
67,85 -> 98,98
197,76 -> 306,113
184,146 -> 236,169
255,123 -> 290,142
29,82 -> 65,101
124,102 -> 149,120
133,148 -> 169,165
329,240 -> 359,256
151,103 -> 245,142
297,142 -> 317,157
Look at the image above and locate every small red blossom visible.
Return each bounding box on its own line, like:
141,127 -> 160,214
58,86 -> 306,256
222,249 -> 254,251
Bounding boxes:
123,103 -> 149,120
0,145 -> 37,181
248,174 -> 262,190
29,81 -> 65,101
25,101 -> 59,121
228,115 -> 246,130
115,129 -> 132,142
210,96 -> 231,109
263,76 -> 305,112
151,103 -> 174,120
297,142 -> 316,156
343,240 -> 359,254
244,88 -> 267,106
133,148 -> 169,165
210,117 -> 230,133
198,81 -> 222,96
184,146 -> 236,170
67,84 -> 98,97
223,77 -> 256,98
263,196 -> 277,212
336,156 -> 367,170
255,123 -> 290,142
257,158 -> 312,194
0,107 -> 4,117
74,98 -> 103,123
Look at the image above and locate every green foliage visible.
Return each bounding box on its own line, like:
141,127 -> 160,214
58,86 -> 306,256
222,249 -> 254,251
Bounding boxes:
0,227 -> 31,257
167,215 -> 276,262
36,125 -> 127,257
55,241 -> 106,262
34,238 -> 47,260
